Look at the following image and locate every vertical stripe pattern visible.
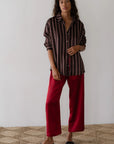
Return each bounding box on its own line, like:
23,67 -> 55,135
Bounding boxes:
43,12 -> 87,76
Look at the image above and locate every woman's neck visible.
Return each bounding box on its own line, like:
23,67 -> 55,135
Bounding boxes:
61,11 -> 72,21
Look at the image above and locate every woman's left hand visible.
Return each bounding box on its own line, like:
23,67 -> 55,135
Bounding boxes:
67,45 -> 80,56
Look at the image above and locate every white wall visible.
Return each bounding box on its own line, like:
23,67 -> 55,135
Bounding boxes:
0,0 -> 113,127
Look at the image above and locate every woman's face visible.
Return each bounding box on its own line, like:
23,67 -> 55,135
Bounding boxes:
59,0 -> 71,13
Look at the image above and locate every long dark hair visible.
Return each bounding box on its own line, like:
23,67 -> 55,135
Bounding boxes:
52,0 -> 80,20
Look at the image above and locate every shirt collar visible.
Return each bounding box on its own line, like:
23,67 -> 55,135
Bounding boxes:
55,11 -> 77,23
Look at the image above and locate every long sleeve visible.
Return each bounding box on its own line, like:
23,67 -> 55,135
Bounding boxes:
43,19 -> 53,51
79,21 -> 87,47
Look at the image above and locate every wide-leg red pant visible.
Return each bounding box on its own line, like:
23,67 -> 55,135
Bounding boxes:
45,70 -> 85,136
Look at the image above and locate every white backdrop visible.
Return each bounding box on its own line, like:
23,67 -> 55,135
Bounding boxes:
0,0 -> 114,127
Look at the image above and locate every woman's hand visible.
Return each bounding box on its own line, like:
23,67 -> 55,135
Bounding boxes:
67,45 -> 80,56
52,67 -> 61,80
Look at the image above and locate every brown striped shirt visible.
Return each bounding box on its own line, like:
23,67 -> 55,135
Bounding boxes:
43,12 -> 87,76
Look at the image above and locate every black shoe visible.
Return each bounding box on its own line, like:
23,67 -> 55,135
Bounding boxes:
65,141 -> 74,144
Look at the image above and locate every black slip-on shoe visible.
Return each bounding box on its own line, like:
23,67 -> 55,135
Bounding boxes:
65,141 -> 74,144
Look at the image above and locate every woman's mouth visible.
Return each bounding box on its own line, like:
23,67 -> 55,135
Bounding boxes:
63,7 -> 67,10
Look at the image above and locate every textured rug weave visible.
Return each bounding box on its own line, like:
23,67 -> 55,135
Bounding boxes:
0,124 -> 114,144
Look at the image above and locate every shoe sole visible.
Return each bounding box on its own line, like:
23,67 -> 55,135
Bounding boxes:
66,141 -> 74,144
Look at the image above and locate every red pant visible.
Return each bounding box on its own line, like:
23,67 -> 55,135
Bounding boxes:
45,70 -> 85,136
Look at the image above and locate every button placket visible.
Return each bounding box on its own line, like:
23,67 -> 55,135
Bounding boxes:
63,20 -> 71,76
66,31 -> 70,76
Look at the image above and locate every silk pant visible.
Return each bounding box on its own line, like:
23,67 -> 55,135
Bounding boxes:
45,70 -> 85,136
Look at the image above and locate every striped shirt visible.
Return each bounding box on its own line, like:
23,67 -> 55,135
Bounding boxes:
43,12 -> 87,76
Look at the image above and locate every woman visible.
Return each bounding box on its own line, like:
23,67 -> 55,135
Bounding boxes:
42,0 -> 87,144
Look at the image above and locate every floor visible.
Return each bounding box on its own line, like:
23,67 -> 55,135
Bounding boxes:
0,124 -> 114,144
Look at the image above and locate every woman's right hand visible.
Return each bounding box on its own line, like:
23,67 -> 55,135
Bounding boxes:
52,67 -> 61,80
